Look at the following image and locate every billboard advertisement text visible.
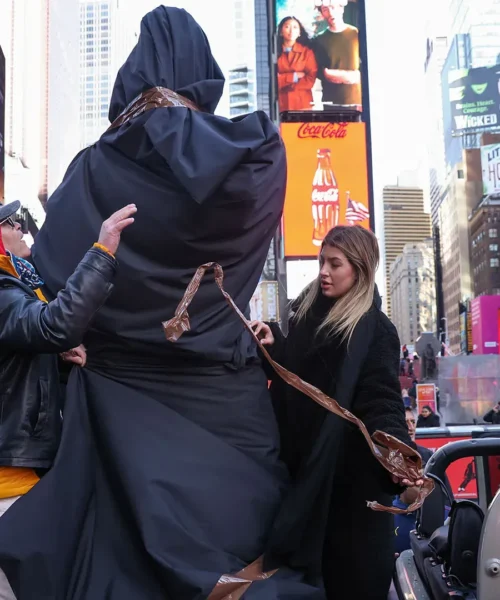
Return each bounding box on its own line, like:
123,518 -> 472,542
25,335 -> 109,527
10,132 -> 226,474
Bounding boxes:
471,295 -> 500,355
275,0 -> 364,114
417,436 -> 478,500
481,143 -> 500,195
281,121 -> 370,258
448,64 -> 500,134
250,281 -> 280,322
417,383 -> 437,414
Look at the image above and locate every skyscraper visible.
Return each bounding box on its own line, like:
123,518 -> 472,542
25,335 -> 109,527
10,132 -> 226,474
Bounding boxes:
228,0 -> 258,118
0,0 -> 50,228
425,35 -> 449,225
0,46 -> 5,202
390,240 -> 436,345
422,0 -> 449,225
254,0 -> 271,113
79,0 -> 135,148
0,0 -> 82,216
383,179 -> 432,318
470,196 -> 500,297
2,0 -> 50,204
48,1 -> 80,197
450,0 -> 500,66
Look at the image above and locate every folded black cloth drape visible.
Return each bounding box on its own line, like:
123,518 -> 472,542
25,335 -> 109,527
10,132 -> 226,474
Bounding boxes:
0,366 -> 321,599
0,6 -> 324,599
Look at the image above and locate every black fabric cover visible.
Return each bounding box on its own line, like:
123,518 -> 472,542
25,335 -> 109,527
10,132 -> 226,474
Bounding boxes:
0,7 -> 325,599
32,6 -> 286,368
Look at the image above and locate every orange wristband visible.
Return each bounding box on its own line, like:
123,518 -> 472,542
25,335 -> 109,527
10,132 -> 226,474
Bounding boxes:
93,242 -> 115,259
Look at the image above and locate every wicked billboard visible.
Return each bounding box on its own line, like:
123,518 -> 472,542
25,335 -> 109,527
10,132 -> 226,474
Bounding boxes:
448,64 -> 500,134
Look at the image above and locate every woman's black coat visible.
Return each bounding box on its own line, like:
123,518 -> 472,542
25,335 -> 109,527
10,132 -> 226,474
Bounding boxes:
262,291 -> 414,599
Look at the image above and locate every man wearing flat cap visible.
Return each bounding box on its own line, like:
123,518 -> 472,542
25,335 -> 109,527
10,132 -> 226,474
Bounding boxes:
0,200 -> 134,598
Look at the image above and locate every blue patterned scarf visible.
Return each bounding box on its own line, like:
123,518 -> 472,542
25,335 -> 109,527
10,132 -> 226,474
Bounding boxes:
8,252 -> 45,290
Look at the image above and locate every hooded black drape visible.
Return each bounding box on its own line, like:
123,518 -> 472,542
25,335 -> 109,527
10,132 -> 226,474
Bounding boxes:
0,7 -> 323,599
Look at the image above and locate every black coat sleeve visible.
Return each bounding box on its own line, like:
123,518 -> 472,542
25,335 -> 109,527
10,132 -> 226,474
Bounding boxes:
484,409 -> 495,423
0,248 -> 116,353
352,318 -> 413,446
259,321 -> 286,380
352,317 -> 415,494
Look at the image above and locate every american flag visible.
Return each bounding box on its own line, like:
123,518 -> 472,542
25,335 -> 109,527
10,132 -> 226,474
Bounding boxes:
345,198 -> 370,223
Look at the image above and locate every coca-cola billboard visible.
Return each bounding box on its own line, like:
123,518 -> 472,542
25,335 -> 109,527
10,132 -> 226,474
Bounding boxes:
281,121 -> 370,257
274,0 -> 366,115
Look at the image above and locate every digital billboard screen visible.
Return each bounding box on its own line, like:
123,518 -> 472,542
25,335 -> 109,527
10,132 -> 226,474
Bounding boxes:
274,0 -> 364,115
481,143 -> 500,195
448,64 -> 500,134
281,121 -> 370,258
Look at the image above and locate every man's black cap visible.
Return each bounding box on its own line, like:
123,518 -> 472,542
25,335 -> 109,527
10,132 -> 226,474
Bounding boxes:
0,201 -> 21,223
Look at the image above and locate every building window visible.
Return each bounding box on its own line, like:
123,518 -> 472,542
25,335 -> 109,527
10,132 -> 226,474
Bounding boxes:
490,244 -> 499,252
490,228 -> 498,238
490,258 -> 500,267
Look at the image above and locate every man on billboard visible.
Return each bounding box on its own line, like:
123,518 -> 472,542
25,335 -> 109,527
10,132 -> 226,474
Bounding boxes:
314,0 -> 361,108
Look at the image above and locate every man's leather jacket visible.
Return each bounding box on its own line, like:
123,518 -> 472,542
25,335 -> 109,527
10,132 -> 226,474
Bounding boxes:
0,247 -> 116,468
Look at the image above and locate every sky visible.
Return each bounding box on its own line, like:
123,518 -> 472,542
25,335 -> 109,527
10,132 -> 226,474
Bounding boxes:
366,0 -> 428,184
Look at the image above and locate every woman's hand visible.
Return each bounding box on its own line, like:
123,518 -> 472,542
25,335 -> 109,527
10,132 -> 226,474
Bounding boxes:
392,473 -> 424,489
250,321 -> 275,346
61,344 -> 87,367
98,204 -> 137,255
400,486 -> 420,505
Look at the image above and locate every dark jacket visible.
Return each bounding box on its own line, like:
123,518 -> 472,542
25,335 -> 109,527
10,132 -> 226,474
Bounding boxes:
484,407 -> 500,425
263,292 -> 413,598
417,412 -> 441,428
0,247 -> 116,468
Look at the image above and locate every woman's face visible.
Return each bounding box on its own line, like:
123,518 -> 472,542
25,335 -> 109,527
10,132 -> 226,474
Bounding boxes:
281,19 -> 301,44
319,245 -> 356,299
421,408 -> 431,418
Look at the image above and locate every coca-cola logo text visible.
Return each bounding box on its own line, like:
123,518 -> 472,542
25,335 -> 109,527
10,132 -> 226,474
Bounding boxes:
312,188 -> 339,203
297,122 -> 348,139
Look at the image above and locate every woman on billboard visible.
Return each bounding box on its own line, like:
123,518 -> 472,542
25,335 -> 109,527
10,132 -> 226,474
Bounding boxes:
277,16 -> 318,112
252,225 -> 418,600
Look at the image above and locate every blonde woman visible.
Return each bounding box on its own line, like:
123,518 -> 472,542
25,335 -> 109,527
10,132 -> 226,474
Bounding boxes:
252,226 -> 417,600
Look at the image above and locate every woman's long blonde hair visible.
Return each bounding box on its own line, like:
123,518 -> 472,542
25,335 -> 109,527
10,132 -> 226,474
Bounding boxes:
294,225 -> 380,344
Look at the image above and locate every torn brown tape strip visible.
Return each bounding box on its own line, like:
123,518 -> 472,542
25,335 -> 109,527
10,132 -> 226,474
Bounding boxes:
206,557 -> 277,600
107,86 -> 201,132
162,262 -> 434,515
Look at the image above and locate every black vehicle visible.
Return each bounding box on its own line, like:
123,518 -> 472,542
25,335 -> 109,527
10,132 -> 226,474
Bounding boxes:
394,435 -> 500,600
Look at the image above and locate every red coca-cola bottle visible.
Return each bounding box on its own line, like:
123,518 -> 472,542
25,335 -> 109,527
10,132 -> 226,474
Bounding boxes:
311,149 -> 339,246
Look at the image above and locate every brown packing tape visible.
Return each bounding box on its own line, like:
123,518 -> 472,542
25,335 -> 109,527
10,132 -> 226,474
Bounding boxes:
107,86 -> 201,132
206,557 -> 277,600
162,263 -> 435,596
